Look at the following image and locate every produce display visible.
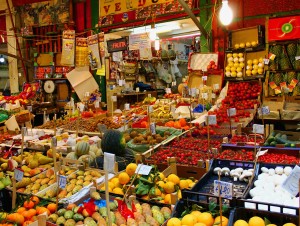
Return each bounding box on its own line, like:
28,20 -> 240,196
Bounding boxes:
225,52 -> 245,78
124,130 -> 169,145
234,40 -> 258,49
164,118 -> 190,130
264,131 -> 300,148
246,165 -> 299,208
101,163 -> 197,204
233,216 -> 296,226
245,58 -> 264,77
230,134 -> 264,145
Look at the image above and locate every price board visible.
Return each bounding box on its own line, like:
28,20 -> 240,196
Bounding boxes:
214,180 -> 233,199
58,175 -> 67,189
14,169 -> 24,182
135,164 -> 152,175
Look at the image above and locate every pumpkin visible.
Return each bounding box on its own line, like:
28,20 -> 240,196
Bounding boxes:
88,151 -> 96,160
7,213 -> 24,225
101,130 -> 126,156
66,152 -> 78,160
78,155 -> 94,165
75,141 -> 90,157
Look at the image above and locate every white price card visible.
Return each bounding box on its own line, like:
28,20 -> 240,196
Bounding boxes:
172,81 -> 176,86
136,164 -> 152,175
111,96 -> 117,102
295,56 -> 300,61
165,88 -> 171,94
58,175 -> 67,189
202,93 -> 208,99
124,103 -> 130,110
227,108 -> 236,116
14,168 -> 24,182
260,106 -> 270,115
207,115 -> 217,125
148,105 -> 153,113
202,76 -> 208,81
51,137 -> 57,147
213,83 -> 220,90
150,122 -> 156,135
263,58 -> 270,65
253,124 -> 264,134
256,149 -> 268,157
148,94 -> 151,98
104,152 -> 116,173
282,165 -> 300,196
214,180 -> 233,199
136,87 -> 140,92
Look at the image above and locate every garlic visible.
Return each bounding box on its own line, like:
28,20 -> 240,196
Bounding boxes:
284,166 -> 292,176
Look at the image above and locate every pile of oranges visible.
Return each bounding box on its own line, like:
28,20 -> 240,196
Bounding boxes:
165,118 -> 190,130
0,196 -> 57,226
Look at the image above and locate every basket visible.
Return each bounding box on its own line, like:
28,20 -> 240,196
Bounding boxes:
183,159 -> 257,207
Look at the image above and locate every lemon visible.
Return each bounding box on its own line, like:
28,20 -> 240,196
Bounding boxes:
167,217 -> 182,226
167,174 -> 180,185
181,214 -> 197,226
118,172 -> 130,185
191,210 -> 201,222
159,172 -> 165,180
234,219 -> 248,226
179,180 -> 189,189
248,216 -> 264,226
198,212 -> 214,226
283,224 -> 296,226
214,216 -> 229,226
163,181 -> 175,194
125,163 -> 137,176
112,187 -> 124,195
111,178 -> 121,188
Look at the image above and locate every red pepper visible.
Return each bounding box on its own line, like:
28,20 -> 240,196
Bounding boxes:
116,199 -> 134,220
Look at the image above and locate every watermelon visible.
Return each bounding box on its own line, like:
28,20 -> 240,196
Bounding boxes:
101,130 -> 125,156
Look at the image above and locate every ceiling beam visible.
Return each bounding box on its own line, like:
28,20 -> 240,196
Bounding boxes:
177,0 -> 208,39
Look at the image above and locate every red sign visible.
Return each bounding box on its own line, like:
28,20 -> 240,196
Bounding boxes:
268,15 -> 300,42
107,38 -> 128,53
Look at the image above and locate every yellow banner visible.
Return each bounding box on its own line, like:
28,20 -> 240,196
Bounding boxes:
100,0 -> 174,17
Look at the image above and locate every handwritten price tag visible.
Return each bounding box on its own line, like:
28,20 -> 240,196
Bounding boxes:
207,115 -> 217,125
148,105 -> 153,113
165,88 -> 171,94
104,152 -> 116,173
282,165 -> 300,196
202,76 -> 208,81
260,106 -> 270,115
263,58 -> 270,65
214,180 -> 233,199
14,169 -> 24,182
253,124 -> 264,134
150,122 -> 156,135
227,108 -> 236,117
136,164 -> 152,175
58,175 -> 67,189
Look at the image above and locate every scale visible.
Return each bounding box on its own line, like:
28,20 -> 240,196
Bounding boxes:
43,80 -> 55,102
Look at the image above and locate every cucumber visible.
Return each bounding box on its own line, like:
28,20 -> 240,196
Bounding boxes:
263,142 -> 270,146
270,141 -> 277,146
275,137 -> 287,144
270,131 -> 276,137
267,136 -> 275,143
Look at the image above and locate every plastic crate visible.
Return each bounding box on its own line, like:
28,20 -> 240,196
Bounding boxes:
239,162 -> 299,215
228,208 -> 298,226
184,159 -> 256,206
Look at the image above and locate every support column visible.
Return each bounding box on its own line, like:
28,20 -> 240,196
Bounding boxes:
91,0 -> 106,103
199,0 -> 213,52
6,0 -> 18,93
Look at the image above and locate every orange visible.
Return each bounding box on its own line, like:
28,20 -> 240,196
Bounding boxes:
30,196 -> 39,205
7,213 -> 24,225
36,207 -> 50,216
66,203 -> 76,210
181,214 -> 197,226
23,201 -> 34,209
234,219 -> 249,226
214,216 -> 229,226
179,118 -> 187,127
198,212 -> 214,226
248,216 -> 264,226
190,210 -> 202,222
47,203 -> 57,213
126,163 -> 137,176
16,207 -> 26,214
283,224 -> 296,226
21,211 -> 31,220
167,217 -> 182,226
27,209 -> 36,218
118,172 -> 130,185
194,224 -> 206,226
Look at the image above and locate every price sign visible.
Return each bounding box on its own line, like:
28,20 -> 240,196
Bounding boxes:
135,164 -> 152,175
150,122 -> 156,135
111,96 -> 117,102
213,83 -> 220,90
14,168 -> 24,182
58,175 -> 67,189
295,56 -> 300,61
148,105 -> 153,113
214,180 -> 233,199
172,81 -> 176,86
260,106 -> 270,115
202,76 -> 208,81
51,137 -> 57,147
104,152 -> 116,173
227,108 -> 236,116
212,93 -> 216,99
256,149 -> 268,157
207,115 -> 217,125
282,165 -> 300,196
253,124 -> 264,134
124,103 -> 130,110
165,88 -> 171,94
263,58 -> 270,65
136,87 -> 140,92
148,94 -> 151,98
202,93 -> 208,99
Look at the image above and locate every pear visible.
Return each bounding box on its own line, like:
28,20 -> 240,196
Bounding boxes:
38,156 -> 53,165
28,159 -> 39,169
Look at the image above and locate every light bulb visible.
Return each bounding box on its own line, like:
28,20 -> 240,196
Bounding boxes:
149,28 -> 157,41
0,56 -> 4,63
155,39 -> 160,51
219,0 -> 233,26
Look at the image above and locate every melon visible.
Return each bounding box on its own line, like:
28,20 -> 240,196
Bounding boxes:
75,141 -> 90,157
78,155 -> 94,165
88,151 -> 96,160
66,152 -> 78,160
101,129 -> 125,156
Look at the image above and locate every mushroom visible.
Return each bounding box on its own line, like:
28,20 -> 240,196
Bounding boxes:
261,167 -> 269,173
213,167 -> 222,175
221,167 -> 230,176
239,171 -> 253,182
268,168 -> 275,176
235,167 -> 244,174
284,166 -> 292,176
275,167 -> 284,175
231,171 -> 240,181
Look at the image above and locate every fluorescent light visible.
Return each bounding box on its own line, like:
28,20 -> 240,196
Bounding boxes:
219,0 -> 233,26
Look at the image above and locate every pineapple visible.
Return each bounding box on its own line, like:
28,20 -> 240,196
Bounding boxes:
292,73 -> 300,96
274,72 -> 283,85
268,72 -> 275,96
287,43 -> 297,69
270,44 -> 283,57
287,71 -> 296,84
279,48 -> 291,70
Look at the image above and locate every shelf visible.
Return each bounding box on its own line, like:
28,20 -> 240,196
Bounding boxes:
34,78 -> 67,80
267,69 -> 300,73
222,143 -> 300,152
226,45 -> 265,53
224,76 -> 264,81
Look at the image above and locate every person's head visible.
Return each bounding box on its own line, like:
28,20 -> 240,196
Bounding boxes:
101,129 -> 126,156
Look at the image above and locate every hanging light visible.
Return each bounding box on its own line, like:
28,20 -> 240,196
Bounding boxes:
0,55 -> 4,63
219,0 -> 233,26
154,39 -> 160,51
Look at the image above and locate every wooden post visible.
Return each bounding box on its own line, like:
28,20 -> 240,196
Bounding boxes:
218,172 -> 223,226
207,116 -> 210,151
105,171 -> 112,226
20,127 -> 25,164
12,178 -> 16,209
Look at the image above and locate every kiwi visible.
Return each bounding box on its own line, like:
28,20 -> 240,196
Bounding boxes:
141,140 -> 148,144
124,135 -> 131,142
164,131 -> 171,136
130,131 -> 138,138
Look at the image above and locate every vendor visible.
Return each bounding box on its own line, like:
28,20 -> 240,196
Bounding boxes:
92,129 -> 135,171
